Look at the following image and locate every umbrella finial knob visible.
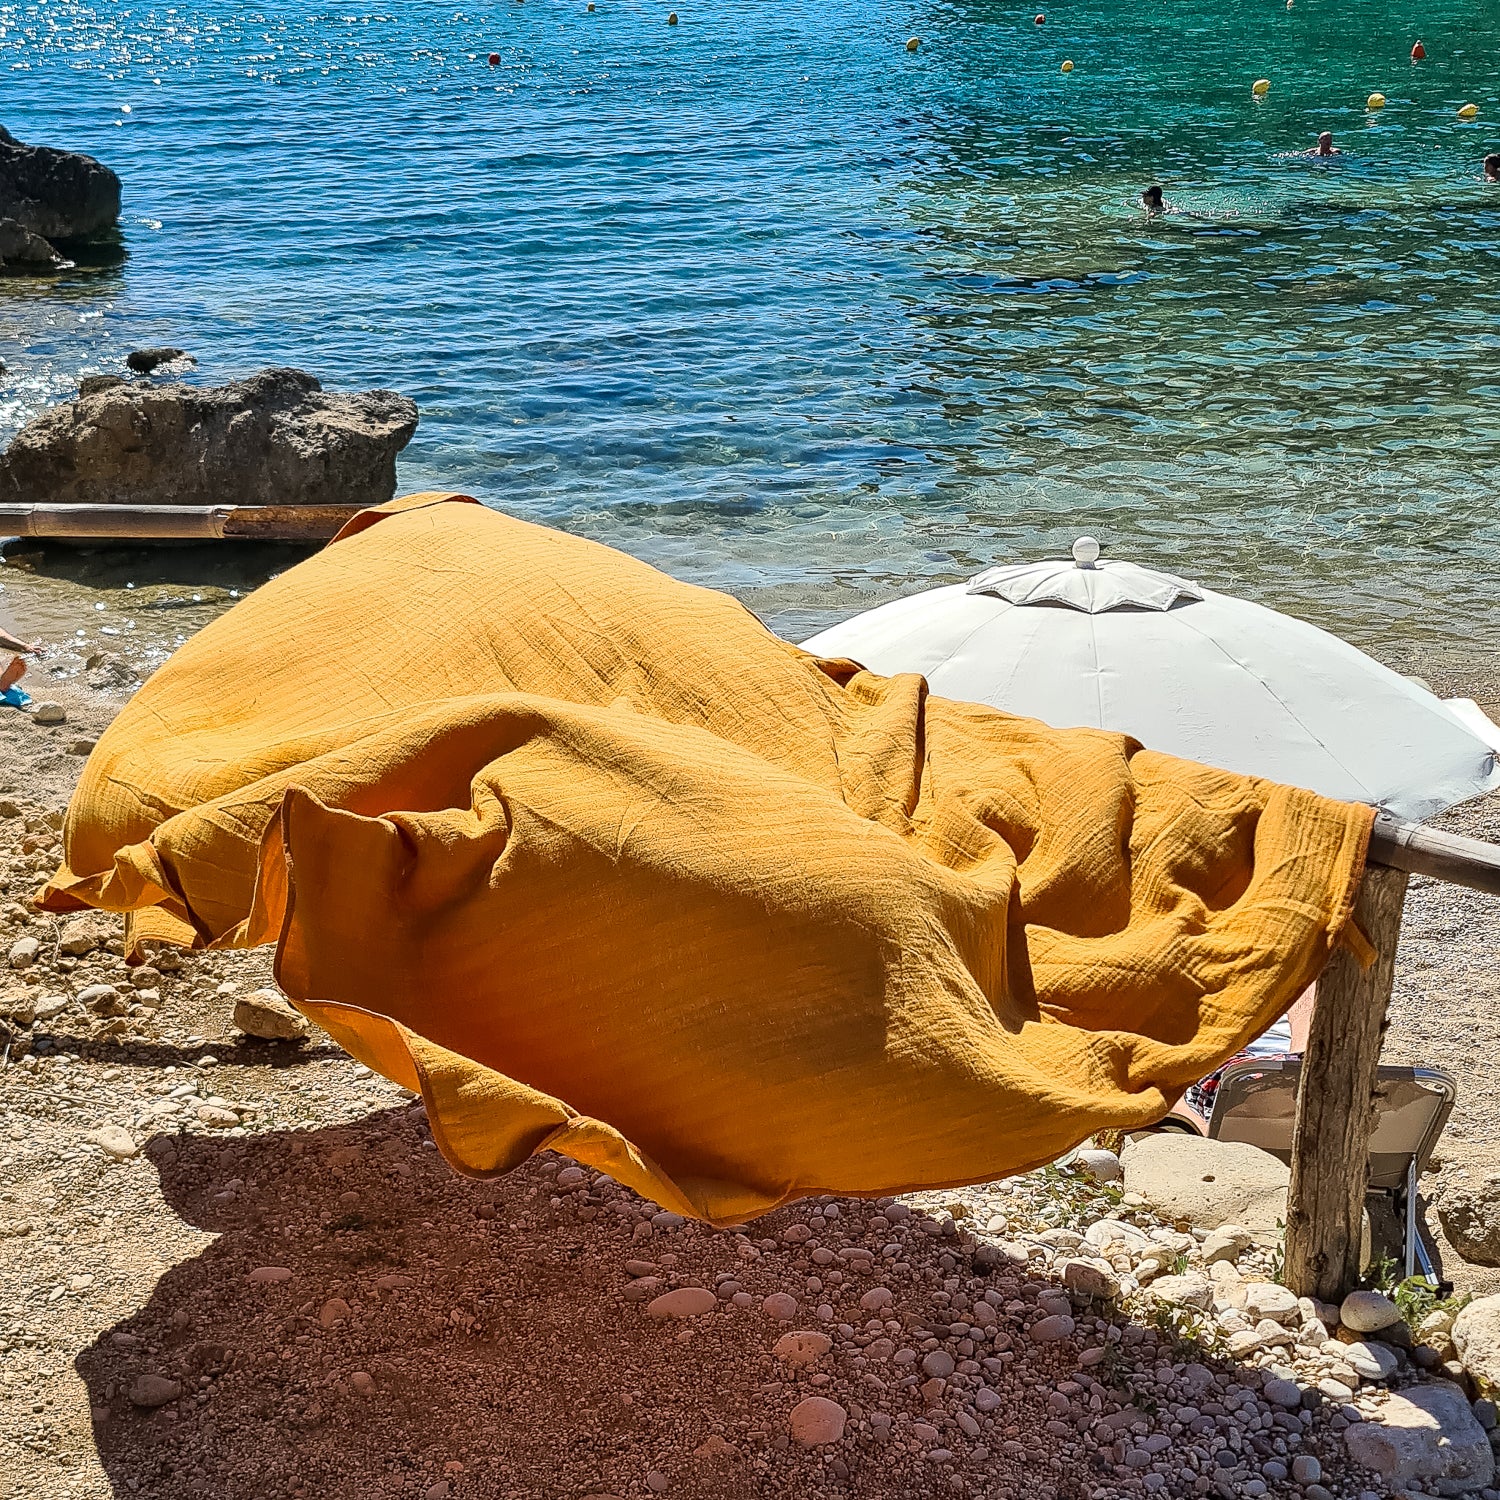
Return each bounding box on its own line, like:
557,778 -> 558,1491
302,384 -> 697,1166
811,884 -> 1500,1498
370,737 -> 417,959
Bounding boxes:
1072,536 -> 1101,568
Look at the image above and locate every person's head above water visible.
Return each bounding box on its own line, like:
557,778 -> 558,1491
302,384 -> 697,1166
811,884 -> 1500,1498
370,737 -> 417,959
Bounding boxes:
1316,131 -> 1337,156
1141,184 -> 1164,212
1486,154 -> 1500,183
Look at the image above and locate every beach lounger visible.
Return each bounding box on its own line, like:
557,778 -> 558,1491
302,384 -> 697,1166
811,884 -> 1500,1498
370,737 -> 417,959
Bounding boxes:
1205,1058 -> 1457,1281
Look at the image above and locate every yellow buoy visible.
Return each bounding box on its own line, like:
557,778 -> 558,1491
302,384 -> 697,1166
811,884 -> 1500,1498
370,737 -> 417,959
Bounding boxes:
906,36 -> 920,52
1458,102 -> 1479,119
1252,78 -> 1270,96
1061,58 -> 1073,72
1367,92 -> 1386,109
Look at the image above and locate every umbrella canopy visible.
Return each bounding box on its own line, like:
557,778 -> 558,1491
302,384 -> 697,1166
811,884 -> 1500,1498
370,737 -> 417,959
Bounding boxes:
801,538 -> 1500,822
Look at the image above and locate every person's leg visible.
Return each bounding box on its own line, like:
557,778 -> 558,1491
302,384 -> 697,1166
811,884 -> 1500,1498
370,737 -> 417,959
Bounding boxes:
0,656 -> 25,693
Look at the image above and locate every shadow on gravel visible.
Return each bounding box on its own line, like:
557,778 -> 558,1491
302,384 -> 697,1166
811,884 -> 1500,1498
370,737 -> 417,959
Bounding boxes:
31,1033 -> 343,1071
71,1110 -> 1335,1500
74,1107 -> 777,1500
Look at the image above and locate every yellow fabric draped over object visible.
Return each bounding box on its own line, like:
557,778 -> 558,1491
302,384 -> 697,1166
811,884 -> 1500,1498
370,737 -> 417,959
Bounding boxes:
40,493 -> 1373,1225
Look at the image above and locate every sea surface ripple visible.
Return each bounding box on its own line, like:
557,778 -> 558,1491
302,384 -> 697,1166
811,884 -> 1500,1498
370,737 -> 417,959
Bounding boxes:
2,0 -> 1499,663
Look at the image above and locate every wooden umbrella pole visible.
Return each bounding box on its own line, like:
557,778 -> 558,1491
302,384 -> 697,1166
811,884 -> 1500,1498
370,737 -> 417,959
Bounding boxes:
1284,864 -> 1409,1302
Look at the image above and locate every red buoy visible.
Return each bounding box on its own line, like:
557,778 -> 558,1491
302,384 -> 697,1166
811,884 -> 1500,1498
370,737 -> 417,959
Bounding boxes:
1034,12 -> 1045,23
488,52 -> 499,65
1410,39 -> 1425,60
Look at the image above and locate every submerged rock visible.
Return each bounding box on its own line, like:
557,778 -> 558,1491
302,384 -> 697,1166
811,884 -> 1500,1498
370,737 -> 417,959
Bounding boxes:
0,215 -> 65,272
0,367 -> 419,510
0,125 -> 120,242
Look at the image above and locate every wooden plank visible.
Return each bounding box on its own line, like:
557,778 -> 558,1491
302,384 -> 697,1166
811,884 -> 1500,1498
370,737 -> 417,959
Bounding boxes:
1368,810 -> 1500,896
0,503 -> 356,543
0,503 -> 233,539
1283,865 -> 1409,1302
222,504 -> 358,542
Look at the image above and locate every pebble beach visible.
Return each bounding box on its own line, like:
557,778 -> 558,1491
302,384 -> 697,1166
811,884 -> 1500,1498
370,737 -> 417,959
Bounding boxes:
6,0 -> 1500,1494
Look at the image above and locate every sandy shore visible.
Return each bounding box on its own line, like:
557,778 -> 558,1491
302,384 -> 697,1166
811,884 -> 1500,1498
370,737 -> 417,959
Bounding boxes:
2,648 -> 1498,1500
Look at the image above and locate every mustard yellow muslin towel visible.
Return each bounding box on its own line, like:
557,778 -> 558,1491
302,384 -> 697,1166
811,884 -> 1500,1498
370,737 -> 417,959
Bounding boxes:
40,493 -> 1371,1224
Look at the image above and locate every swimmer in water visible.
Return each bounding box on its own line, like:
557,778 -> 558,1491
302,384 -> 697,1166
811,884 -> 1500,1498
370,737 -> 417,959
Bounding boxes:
1486,154 -> 1500,183
1141,183 -> 1166,214
1309,131 -> 1341,157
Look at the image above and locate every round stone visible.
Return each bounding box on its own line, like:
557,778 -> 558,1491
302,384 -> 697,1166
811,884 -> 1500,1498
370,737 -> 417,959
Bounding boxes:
762,1292 -> 798,1320
1029,1314 -> 1075,1343
319,1297 -> 352,1327
772,1330 -> 832,1366
1076,1147 -> 1122,1182
1343,1339 -> 1399,1381
1263,1377 -> 1303,1409
788,1395 -> 847,1446
128,1374 -> 181,1408
1062,1258 -> 1120,1300
646,1287 -> 716,1318
1340,1289 -> 1403,1334
922,1349 -> 955,1379
95,1125 -> 138,1160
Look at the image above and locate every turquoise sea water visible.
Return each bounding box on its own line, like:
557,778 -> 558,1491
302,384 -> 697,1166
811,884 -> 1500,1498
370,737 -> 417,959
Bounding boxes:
2,0 -> 1500,663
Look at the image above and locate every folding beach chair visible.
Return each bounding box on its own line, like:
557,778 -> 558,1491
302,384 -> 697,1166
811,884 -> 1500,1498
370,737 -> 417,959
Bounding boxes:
1205,1059 -> 1457,1281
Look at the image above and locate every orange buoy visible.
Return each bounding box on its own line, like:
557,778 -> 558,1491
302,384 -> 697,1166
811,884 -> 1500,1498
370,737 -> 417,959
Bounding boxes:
1411,40 -> 1426,60
487,52 -> 499,65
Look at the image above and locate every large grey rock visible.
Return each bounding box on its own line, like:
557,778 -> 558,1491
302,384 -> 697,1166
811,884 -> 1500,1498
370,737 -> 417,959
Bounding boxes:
1453,1295 -> 1500,1396
0,368 -> 418,509
1343,1382 -> 1494,1495
1121,1133 -> 1289,1233
1436,1168 -> 1500,1267
0,125 -> 120,241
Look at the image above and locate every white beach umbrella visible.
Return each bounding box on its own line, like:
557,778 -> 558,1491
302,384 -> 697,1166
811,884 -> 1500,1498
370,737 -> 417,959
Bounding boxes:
801,538 -> 1500,822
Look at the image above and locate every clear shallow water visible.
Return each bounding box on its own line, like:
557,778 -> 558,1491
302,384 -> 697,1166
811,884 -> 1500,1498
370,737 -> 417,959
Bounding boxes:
2,0 -> 1500,676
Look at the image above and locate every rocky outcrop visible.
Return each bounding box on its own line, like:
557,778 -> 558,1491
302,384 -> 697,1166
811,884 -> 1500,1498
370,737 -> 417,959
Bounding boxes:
0,367 -> 419,509
0,125 -> 120,243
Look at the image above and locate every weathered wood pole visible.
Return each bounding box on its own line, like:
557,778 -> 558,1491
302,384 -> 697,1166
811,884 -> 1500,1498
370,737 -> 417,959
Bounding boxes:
1283,864 -> 1409,1302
